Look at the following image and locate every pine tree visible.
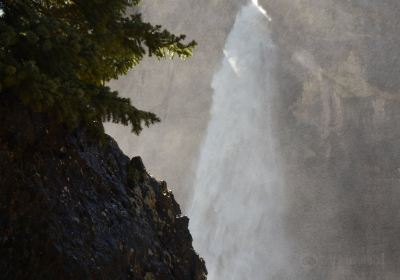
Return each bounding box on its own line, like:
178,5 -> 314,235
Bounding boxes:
0,0 -> 196,134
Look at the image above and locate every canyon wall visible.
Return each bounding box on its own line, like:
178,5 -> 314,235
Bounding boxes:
263,0 -> 400,278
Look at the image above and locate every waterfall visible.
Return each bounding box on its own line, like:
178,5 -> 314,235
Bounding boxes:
188,1 -> 288,279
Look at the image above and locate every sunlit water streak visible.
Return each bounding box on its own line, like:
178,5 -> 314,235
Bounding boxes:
188,2 -> 289,279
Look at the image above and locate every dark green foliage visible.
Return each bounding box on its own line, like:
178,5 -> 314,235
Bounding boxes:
0,0 -> 196,134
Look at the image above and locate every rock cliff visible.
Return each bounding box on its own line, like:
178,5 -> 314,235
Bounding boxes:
0,103 -> 207,280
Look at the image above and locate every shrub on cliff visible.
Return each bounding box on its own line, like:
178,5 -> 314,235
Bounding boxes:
0,0 -> 196,134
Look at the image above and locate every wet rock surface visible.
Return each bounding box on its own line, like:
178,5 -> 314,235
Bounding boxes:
0,117 -> 206,280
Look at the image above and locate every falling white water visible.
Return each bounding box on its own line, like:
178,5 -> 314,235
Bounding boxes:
189,2 -> 288,279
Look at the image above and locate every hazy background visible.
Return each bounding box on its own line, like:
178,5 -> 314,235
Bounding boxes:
107,0 -> 247,208
107,0 -> 400,278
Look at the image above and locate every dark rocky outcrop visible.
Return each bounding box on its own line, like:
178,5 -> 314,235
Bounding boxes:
0,104 -> 207,279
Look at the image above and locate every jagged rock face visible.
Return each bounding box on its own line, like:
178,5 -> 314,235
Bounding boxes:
0,110 -> 206,279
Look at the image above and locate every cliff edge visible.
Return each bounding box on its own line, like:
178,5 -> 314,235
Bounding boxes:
0,105 -> 207,280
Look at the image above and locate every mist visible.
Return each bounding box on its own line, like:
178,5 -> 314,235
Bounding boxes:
188,2 -> 288,279
107,0 -> 400,278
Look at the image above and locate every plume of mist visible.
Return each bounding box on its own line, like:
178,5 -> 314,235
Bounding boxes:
188,2 -> 290,279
